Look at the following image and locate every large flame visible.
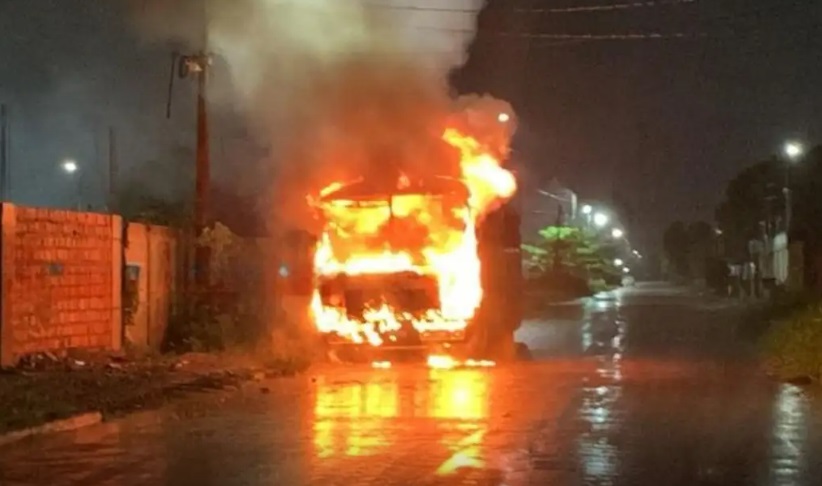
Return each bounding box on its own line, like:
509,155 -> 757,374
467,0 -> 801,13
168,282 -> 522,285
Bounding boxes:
311,125 -> 516,346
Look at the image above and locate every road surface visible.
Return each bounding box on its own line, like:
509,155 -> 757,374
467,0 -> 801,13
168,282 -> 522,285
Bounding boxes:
2,283 -> 821,485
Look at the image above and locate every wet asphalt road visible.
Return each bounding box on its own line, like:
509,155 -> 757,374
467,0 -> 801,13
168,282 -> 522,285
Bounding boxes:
2,283 -> 822,486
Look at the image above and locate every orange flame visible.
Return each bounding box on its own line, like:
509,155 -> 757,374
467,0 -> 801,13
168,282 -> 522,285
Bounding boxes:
310,126 -> 516,346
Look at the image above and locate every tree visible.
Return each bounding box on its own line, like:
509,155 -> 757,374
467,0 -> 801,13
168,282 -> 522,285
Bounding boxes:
714,144 -> 822,263
687,221 -> 715,279
662,220 -> 718,281
523,225 -> 616,284
663,221 -> 689,277
790,145 -> 822,243
715,160 -> 780,259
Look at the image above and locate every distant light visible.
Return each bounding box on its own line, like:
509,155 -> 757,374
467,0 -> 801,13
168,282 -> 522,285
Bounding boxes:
614,258 -> 624,266
784,141 -> 804,160
632,249 -> 642,258
593,212 -> 609,228
62,160 -> 78,174
278,265 -> 290,278
497,112 -> 511,123
611,228 -> 625,239
581,204 -> 593,215
623,267 -> 631,274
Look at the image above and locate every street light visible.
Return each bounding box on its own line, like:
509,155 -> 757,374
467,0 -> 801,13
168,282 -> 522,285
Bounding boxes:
622,267 -> 631,274
614,258 -> 624,267
60,159 -> 81,209
611,228 -> 624,239
581,204 -> 593,215
784,141 -> 804,160
593,212 -> 609,228
782,140 -> 804,233
632,249 -> 642,258
62,159 -> 78,174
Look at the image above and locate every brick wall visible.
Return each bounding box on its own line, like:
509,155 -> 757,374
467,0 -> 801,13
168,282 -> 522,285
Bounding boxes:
1,204 -> 122,366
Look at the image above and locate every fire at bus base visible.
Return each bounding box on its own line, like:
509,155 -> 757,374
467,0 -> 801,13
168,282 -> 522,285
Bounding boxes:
308,114 -> 518,357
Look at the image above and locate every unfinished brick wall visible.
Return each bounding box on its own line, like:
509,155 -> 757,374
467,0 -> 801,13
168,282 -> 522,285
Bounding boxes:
0,204 -> 122,366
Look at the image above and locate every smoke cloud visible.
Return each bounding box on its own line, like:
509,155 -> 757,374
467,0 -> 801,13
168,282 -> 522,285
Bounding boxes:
133,0 -> 514,231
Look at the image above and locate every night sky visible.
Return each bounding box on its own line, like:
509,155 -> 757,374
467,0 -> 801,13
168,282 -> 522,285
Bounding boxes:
1,0 -> 821,253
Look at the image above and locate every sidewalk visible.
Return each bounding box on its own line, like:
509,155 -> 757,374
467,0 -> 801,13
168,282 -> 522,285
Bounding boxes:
0,351 -> 309,440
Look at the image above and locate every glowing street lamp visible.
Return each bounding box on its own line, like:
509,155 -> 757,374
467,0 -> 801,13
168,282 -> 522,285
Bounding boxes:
62,159 -> 78,174
611,228 -> 624,239
593,212 -> 609,228
581,204 -> 593,215
614,258 -> 624,267
623,267 -> 631,274
60,159 -> 81,209
784,141 -> 804,161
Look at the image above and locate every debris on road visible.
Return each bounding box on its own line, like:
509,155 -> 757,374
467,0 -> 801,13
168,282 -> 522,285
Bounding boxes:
0,351 -> 309,437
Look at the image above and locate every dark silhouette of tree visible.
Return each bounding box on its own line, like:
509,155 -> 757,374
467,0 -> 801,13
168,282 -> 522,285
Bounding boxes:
663,221 -> 690,277
715,159 -> 780,260
791,145 -> 822,243
687,221 -> 715,279
714,144 -> 822,260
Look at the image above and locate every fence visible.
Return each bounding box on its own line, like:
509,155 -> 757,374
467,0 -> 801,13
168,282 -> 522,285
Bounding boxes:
0,204 -> 122,366
123,222 -> 180,351
0,203 -> 313,366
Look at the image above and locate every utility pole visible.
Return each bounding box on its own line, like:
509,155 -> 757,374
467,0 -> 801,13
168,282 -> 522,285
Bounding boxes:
194,54 -> 211,288
167,49 -> 212,289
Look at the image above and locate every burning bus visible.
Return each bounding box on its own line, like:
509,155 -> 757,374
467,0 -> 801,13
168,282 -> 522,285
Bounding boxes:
307,126 -> 521,355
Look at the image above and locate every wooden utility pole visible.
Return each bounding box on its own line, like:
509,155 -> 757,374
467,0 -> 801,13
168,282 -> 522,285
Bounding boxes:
167,49 -> 212,289
194,54 -> 211,288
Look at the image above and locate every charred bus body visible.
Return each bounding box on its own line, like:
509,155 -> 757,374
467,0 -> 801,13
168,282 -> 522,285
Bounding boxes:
312,177 -> 473,349
305,175 -> 522,357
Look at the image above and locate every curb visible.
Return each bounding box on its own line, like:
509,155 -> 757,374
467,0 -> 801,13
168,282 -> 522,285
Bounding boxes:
0,412 -> 103,448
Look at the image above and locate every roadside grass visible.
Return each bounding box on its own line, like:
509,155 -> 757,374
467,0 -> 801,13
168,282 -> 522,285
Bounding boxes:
762,302 -> 822,384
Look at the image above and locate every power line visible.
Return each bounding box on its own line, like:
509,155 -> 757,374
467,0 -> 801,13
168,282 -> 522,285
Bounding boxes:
504,31 -> 703,40
516,0 -> 697,14
416,26 -> 704,41
376,1 -> 815,44
363,4 -> 480,15
364,1 -> 697,15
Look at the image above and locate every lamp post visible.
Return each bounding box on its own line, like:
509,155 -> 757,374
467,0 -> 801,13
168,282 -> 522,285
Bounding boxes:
61,159 -> 81,210
783,141 -> 804,233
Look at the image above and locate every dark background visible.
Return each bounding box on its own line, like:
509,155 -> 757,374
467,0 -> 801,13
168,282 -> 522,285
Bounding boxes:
1,0 -> 821,253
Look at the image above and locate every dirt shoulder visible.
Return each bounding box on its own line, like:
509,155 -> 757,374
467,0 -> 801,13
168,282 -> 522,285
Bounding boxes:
0,352 -> 309,436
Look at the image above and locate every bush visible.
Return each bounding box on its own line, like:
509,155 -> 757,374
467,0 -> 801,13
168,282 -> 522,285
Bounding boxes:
529,270 -> 592,297
163,291 -> 264,353
762,303 -> 822,383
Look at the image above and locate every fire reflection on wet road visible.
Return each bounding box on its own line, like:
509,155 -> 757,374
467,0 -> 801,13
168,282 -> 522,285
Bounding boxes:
2,284 -> 822,485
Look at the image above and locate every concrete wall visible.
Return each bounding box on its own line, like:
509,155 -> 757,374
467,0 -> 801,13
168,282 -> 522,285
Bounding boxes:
124,223 -> 179,350
772,232 -> 788,284
1,204 -> 122,366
